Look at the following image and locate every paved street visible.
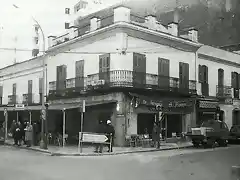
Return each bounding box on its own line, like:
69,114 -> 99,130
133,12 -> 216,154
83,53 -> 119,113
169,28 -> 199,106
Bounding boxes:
0,145 -> 239,180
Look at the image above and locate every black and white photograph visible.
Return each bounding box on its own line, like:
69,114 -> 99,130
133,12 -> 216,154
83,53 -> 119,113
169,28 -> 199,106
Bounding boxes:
0,0 -> 240,179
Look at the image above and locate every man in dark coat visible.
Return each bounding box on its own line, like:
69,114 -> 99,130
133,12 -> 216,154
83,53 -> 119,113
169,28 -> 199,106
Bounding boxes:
10,120 -> 17,145
94,121 -> 105,153
152,122 -> 161,149
105,120 -> 115,152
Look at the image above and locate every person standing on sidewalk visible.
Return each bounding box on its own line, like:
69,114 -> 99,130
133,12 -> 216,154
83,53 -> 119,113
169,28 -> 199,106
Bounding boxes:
94,120 -> 105,153
25,122 -> 33,147
152,122 -> 161,149
106,120 -> 115,153
10,120 -> 17,145
15,122 -> 22,146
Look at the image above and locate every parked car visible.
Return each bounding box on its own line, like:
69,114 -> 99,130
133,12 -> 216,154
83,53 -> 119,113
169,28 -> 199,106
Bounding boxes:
186,120 -> 229,148
228,125 -> 240,143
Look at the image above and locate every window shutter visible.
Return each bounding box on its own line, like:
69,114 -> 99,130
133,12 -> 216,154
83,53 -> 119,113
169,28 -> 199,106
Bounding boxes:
99,56 -> 103,73
28,80 -> 33,94
184,63 -> 189,81
76,60 -> 84,77
231,72 -> 236,88
39,78 -> 43,93
0,86 -> 3,97
205,66 -> 208,83
133,53 -> 138,71
238,73 -> 240,89
198,65 -> 202,82
158,58 -> 163,76
13,83 -> 16,95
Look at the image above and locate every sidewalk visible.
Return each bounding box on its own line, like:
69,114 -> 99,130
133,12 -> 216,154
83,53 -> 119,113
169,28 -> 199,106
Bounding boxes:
3,139 -> 193,156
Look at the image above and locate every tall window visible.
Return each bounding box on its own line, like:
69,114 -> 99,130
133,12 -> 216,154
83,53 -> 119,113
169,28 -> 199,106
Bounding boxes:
56,65 -> 67,90
199,65 -> 209,96
13,83 -> 16,95
232,71 -> 239,98
99,53 -> 110,82
65,23 -> 70,29
133,53 -> 146,86
65,8 -> 70,14
179,62 -> 189,89
158,58 -> 169,88
218,68 -> 224,86
39,78 -> 43,104
75,60 -> 85,89
0,86 -> 3,105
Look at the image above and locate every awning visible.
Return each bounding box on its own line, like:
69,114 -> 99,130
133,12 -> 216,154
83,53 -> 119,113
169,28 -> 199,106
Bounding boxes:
0,105 -> 42,111
48,100 -> 117,111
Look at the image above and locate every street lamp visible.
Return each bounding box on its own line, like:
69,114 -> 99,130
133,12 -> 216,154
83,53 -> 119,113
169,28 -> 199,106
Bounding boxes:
13,4 -> 47,149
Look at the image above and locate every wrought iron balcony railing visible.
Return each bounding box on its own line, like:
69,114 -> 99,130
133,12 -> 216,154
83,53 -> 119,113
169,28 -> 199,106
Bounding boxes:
49,70 -> 197,95
216,85 -> 232,98
8,95 -> 17,105
22,93 -> 33,104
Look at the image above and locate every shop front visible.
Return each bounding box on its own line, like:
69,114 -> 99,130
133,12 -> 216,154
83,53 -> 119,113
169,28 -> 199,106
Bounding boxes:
196,98 -> 219,126
232,99 -> 240,126
128,93 -> 195,139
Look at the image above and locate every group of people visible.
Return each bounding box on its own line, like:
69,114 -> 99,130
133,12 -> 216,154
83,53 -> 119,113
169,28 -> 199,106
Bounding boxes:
9,120 -> 41,147
95,120 -> 115,153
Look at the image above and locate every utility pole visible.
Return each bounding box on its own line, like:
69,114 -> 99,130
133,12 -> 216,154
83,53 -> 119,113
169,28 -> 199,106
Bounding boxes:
13,4 -> 47,149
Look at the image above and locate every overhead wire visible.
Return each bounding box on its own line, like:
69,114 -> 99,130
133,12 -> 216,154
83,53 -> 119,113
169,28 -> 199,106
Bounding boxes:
0,46 -> 191,54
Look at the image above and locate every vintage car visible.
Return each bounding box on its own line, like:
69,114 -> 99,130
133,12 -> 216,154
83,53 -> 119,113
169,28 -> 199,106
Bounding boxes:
228,125 -> 240,143
186,120 -> 229,148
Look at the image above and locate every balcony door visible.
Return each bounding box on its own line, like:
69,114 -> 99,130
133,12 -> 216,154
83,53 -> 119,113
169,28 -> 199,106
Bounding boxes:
158,58 -> 169,89
28,80 -> 33,103
99,53 -> 110,83
179,62 -> 189,90
133,53 -> 146,87
199,65 -> 209,96
56,65 -> 67,90
231,72 -> 239,98
75,60 -> 85,90
218,68 -> 224,96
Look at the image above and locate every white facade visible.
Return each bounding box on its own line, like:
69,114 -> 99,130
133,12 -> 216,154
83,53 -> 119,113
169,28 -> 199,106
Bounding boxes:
1,5 -> 240,134
0,57 -> 44,105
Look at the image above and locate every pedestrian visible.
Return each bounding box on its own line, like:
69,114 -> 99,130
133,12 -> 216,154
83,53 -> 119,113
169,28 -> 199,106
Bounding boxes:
94,120 -> 105,153
33,122 -> 38,146
10,120 -> 17,145
25,122 -> 33,147
15,122 -> 22,146
152,122 -> 161,149
105,120 -> 115,153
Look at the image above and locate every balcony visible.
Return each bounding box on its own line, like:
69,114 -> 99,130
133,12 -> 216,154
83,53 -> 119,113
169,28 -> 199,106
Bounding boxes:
22,93 -> 33,105
8,95 -> 17,105
49,70 -> 196,96
49,77 -> 87,96
216,85 -> 232,98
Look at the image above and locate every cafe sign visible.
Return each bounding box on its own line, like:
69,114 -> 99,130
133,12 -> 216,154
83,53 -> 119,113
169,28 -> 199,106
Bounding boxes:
135,97 -> 194,113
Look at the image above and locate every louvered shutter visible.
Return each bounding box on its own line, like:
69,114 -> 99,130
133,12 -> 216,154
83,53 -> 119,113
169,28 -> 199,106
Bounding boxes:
231,72 -> 236,88
198,65 -> 202,83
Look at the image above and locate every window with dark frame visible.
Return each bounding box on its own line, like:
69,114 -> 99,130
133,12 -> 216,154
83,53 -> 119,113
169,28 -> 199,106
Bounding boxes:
65,8 -> 70,14
199,64 -> 209,96
231,71 -> 239,99
65,22 -> 70,29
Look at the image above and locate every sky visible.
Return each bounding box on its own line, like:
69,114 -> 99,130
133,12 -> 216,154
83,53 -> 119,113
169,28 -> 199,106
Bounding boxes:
0,0 -> 123,68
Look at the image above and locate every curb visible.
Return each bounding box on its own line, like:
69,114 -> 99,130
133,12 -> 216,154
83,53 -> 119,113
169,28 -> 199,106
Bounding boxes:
3,142 -> 52,155
2,142 -> 193,157
51,145 -> 193,157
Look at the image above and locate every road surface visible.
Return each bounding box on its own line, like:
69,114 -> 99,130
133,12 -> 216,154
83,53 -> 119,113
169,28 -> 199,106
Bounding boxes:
0,145 -> 239,180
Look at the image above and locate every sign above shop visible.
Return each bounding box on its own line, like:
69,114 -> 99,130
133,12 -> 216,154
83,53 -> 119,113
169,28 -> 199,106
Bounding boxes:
135,97 -> 194,113
15,104 -> 25,109
198,100 -> 218,109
